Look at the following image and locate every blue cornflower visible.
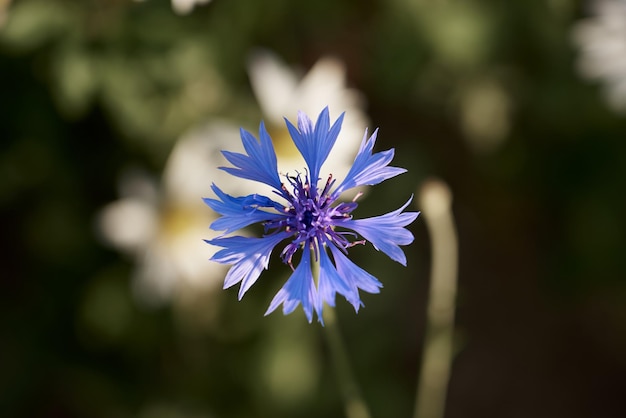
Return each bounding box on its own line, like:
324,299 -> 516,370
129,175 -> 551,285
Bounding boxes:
204,108 -> 419,323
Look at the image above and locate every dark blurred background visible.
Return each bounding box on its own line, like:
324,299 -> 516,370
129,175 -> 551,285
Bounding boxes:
2,0 -> 626,417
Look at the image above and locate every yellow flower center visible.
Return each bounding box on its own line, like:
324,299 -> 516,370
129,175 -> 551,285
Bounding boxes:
161,205 -> 197,237
267,125 -> 301,160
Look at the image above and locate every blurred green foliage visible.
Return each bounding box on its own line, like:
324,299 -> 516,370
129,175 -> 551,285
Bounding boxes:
2,0 -> 626,418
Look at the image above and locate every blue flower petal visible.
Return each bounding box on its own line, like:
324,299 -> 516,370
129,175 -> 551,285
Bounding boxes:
207,232 -> 291,299
334,197 -> 419,266
329,244 -> 383,302
265,245 -> 318,323
219,122 -> 283,192
334,128 -> 406,196
285,107 -> 344,184
203,184 -> 284,234
318,245 -> 361,313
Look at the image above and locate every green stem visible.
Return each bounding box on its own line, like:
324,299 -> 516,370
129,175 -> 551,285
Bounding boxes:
315,260 -> 371,418
414,179 -> 458,418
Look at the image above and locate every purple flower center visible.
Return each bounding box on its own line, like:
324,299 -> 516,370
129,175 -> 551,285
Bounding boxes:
264,171 -> 360,268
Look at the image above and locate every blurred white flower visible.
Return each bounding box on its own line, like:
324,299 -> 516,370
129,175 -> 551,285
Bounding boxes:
99,51 -> 370,309
572,0 -> 626,112
133,0 -> 211,15
99,121 -> 241,306
171,0 -> 211,15
247,50 -> 369,185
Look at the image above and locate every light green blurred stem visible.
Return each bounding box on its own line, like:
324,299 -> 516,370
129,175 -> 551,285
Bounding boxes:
414,179 -> 458,418
315,259 -> 371,418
